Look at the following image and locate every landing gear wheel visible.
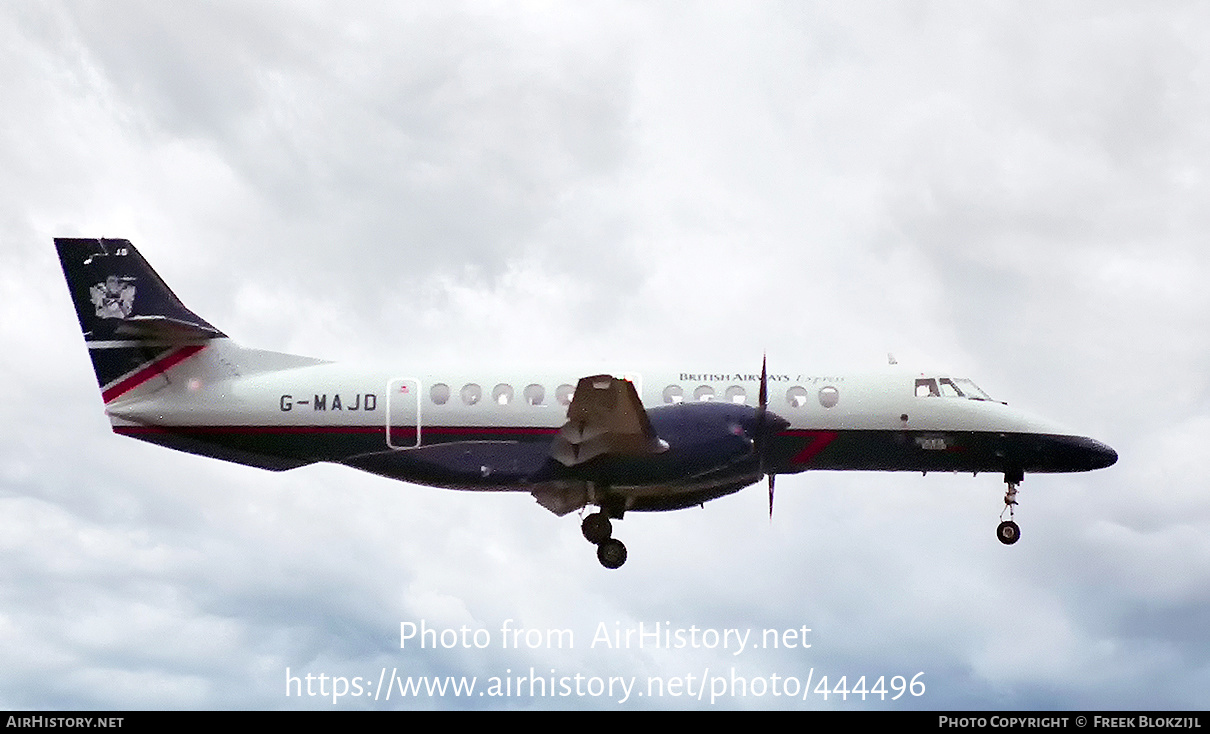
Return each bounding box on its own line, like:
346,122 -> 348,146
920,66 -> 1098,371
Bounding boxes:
596,538 -> 627,569
581,512 -> 612,545
997,520 -> 1020,545
997,473 -> 1022,546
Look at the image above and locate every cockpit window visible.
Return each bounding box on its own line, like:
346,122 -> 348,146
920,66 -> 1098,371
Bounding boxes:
915,378 -> 939,397
916,377 -> 993,401
951,378 -> 992,401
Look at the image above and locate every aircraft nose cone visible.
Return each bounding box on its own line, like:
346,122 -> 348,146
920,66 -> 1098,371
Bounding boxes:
1086,438 -> 1118,470
1049,435 -> 1118,472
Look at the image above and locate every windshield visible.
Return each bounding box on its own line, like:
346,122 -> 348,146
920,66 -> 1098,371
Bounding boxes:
915,377 -> 993,401
951,378 -> 992,401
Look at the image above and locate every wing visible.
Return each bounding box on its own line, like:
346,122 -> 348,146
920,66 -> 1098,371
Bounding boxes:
550,375 -> 669,467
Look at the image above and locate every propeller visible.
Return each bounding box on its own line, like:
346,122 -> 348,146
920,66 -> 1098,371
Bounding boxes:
753,353 -> 777,520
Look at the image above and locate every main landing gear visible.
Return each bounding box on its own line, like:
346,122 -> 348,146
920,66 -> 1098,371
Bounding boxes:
997,468 -> 1022,545
582,510 -> 627,569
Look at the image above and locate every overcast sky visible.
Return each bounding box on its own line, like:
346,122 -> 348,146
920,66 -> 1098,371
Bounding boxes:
3,1 -> 1209,710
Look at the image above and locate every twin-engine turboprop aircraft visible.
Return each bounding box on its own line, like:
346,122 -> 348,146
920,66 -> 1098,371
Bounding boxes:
56,238 -> 1117,568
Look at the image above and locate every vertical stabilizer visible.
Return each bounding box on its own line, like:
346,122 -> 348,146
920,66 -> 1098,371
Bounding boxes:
55,237 -> 225,403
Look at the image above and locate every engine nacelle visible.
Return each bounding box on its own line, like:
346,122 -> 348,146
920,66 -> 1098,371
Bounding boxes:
588,401 -> 786,491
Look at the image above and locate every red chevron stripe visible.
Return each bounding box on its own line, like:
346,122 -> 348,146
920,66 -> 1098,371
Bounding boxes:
101,344 -> 206,403
785,430 -> 839,465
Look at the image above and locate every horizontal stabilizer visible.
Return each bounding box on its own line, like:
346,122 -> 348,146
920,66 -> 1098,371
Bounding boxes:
116,315 -> 225,341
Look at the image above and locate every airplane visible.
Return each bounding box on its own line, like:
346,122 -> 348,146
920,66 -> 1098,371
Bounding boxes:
55,237 -> 1118,569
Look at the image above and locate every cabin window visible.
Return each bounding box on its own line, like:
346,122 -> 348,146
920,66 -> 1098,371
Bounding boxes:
663,385 -> 684,404
430,383 -> 450,405
694,385 -> 715,402
818,385 -> 839,408
786,386 -> 808,408
725,385 -> 747,404
524,384 -> 545,405
556,383 -> 575,406
493,383 -> 513,405
461,383 -> 482,405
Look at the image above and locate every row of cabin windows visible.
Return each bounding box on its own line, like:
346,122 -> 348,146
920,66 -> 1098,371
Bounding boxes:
427,382 -> 841,409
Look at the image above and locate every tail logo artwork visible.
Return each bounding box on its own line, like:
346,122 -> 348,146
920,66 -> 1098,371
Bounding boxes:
90,276 -> 136,319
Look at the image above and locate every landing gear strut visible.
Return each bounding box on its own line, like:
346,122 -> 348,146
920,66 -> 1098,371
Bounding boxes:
582,509 -> 627,569
997,468 -> 1022,545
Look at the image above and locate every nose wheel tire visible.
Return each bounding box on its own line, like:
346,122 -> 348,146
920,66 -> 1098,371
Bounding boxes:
997,520 -> 1021,545
597,538 -> 628,569
997,476 -> 1022,546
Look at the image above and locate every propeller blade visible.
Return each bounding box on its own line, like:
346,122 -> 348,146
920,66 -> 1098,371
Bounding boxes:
756,352 -> 777,520
758,352 -> 768,413
754,352 -> 768,458
768,474 -> 775,521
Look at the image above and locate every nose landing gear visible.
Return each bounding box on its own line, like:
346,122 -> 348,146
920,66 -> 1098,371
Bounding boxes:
997,468 -> 1022,545
997,517 -> 1020,545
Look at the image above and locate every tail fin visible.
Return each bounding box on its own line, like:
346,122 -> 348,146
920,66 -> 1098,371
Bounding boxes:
57,238 -> 328,470
55,237 -> 226,403
55,238 -> 224,341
